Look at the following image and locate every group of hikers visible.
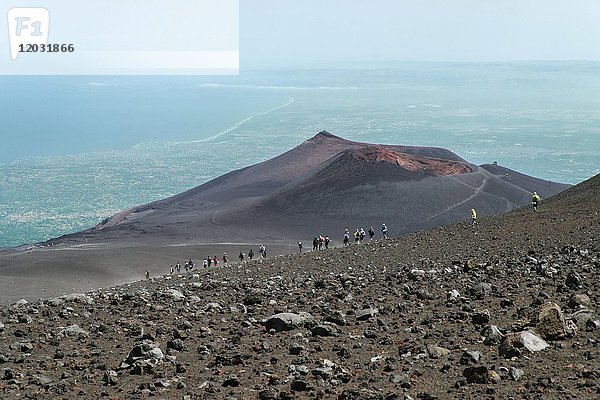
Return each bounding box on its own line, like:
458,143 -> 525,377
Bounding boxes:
339,224 -> 389,246
168,259 -> 197,274
299,235 -> 331,252
297,224 -> 389,253
156,245 -> 269,277
238,244 -> 268,262
146,192 -> 543,278
470,191 -> 541,226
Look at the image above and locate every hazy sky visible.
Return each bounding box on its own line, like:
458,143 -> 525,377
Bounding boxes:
241,0 -> 600,68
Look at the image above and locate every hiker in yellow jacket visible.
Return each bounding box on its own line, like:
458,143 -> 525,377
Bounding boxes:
470,208 -> 477,225
532,192 -> 541,211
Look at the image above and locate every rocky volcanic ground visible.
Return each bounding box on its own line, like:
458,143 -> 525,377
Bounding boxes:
0,176 -> 598,400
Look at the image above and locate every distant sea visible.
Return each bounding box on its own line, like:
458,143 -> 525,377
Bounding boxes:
1,62 -> 599,248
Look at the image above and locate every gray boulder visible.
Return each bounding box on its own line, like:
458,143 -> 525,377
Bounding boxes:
265,312 -> 314,332
59,324 -> 89,338
120,340 -> 164,372
166,289 -> 185,302
499,331 -> 549,358
426,344 -> 451,359
469,283 -> 492,299
482,325 -> 504,345
48,293 -> 93,306
567,293 -> 592,309
354,307 -> 378,321
460,350 -> 481,365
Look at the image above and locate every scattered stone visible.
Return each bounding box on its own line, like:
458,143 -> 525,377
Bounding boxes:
472,309 -> 491,325
264,312 -> 314,332
59,324 -> 89,338
166,289 -> 185,302
482,325 -> 504,345
325,310 -> 347,326
289,344 -> 305,355
354,307 -> 379,321
567,293 -> 592,309
499,331 -> 549,358
120,340 -> 164,373
586,319 -> 600,331
426,345 -> 451,359
565,272 -> 583,289
17,314 -> 32,324
570,308 -> 596,329
167,338 -> 185,352
311,323 -> 339,337
48,293 -> 94,306
290,380 -> 308,391
536,302 -> 573,340
500,298 -> 514,308
447,289 -> 461,302
460,350 -> 481,365
103,370 -> 118,386
463,366 -> 501,384
31,373 -> 53,386
509,367 -> 525,382
222,375 -> 240,387
469,283 -> 492,299
390,372 -> 411,388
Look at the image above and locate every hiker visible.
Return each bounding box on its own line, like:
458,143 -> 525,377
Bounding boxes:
248,249 -> 254,260
359,228 -> 366,242
319,235 -> 325,250
184,261 -> 189,272
170,265 -> 174,275
188,259 -> 194,269
260,245 -> 267,258
312,236 -> 318,251
354,229 -> 360,244
203,258 -> 208,268
368,226 -> 375,240
298,241 -> 302,253
324,236 -> 330,249
213,255 -> 219,266
176,262 -> 181,273
470,208 -> 477,225
531,191 -> 541,211
381,223 -> 388,239
145,269 -> 150,280
343,229 -> 350,246
207,257 -> 212,267
239,251 -> 244,262
223,253 -> 229,265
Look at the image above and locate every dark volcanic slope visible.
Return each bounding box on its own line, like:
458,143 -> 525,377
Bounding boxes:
0,172 -> 598,400
108,132 -> 466,218
59,132 -> 569,245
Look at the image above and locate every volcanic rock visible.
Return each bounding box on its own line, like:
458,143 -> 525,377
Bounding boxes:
459,350 -> 481,365
482,325 -> 504,345
469,283 -> 492,300
59,325 -> 88,338
265,312 -> 315,332
48,293 -> 94,306
499,331 -> 549,358
426,345 -> 451,359
354,307 -> 379,321
535,302 -> 573,340
568,293 -> 592,309
462,366 -> 501,384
